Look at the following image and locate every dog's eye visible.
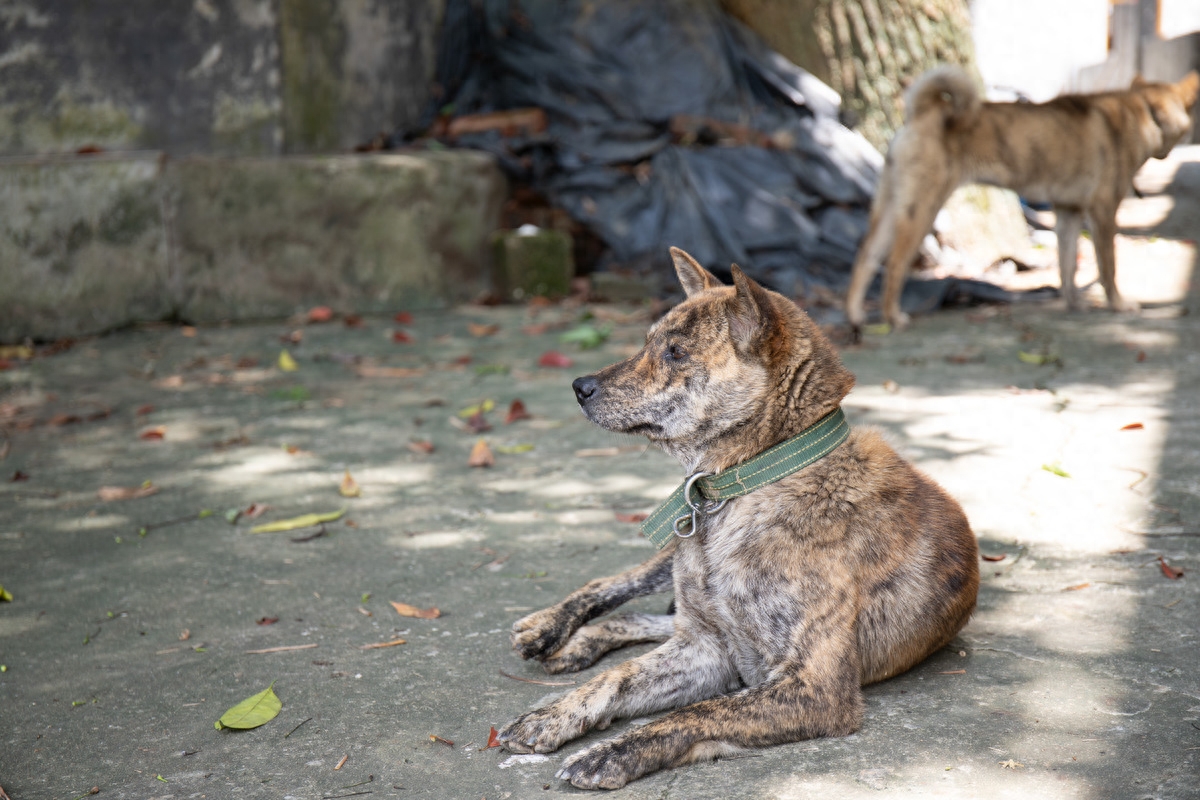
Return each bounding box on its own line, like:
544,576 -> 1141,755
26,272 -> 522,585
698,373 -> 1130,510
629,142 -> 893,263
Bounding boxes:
666,344 -> 687,361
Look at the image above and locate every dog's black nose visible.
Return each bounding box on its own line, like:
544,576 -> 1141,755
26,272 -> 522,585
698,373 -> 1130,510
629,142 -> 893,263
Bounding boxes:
572,375 -> 599,405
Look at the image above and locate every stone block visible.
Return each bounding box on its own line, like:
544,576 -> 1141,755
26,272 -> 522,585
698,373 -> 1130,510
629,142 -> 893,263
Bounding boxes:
0,152 -> 172,342
491,228 -> 574,300
173,150 -> 507,321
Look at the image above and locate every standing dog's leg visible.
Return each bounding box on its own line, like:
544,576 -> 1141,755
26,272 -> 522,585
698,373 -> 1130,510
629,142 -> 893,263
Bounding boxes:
1090,207 -> 1139,312
511,543 -> 675,663
845,177 -> 897,334
1055,207 -> 1084,310
499,631 -> 738,756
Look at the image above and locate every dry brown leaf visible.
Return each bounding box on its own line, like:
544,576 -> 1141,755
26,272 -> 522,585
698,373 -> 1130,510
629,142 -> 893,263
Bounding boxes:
1120,422 -> 1145,431
139,426 -> 166,441
485,726 -> 502,749
468,323 -> 500,337
407,440 -> 435,454
980,553 -> 1006,562
1062,582 -> 1091,591
136,404 -> 154,416
429,735 -> 454,747
355,366 -> 425,379
468,439 -> 495,468
256,616 -> 279,625
243,503 -> 271,519
392,330 -> 413,343
179,629 -> 191,641
97,484 -> 159,502
391,601 -> 440,619
339,469 -> 362,498
465,411 -> 492,433
1159,556 -> 1184,580
334,755 -> 349,770
394,311 -> 413,324
307,306 -> 333,323
505,399 -> 531,424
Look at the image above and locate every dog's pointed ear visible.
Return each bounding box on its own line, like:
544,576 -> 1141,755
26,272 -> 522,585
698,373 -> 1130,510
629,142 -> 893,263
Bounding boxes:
728,264 -> 774,348
1181,70 -> 1200,103
671,247 -> 721,297
1132,74 -> 1149,89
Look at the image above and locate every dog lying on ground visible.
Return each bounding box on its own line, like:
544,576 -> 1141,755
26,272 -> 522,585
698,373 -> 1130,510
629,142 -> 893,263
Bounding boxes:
844,67 -> 1199,333
497,247 -> 980,789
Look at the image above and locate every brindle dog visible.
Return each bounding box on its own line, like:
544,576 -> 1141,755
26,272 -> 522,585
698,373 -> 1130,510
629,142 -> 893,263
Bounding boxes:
498,248 -> 979,789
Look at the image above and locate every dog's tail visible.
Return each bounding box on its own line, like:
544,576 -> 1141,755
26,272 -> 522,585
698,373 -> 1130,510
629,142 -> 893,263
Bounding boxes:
904,65 -> 981,125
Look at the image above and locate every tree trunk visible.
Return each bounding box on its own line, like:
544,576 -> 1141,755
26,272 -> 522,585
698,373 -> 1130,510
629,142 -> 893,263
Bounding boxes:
721,0 -> 976,151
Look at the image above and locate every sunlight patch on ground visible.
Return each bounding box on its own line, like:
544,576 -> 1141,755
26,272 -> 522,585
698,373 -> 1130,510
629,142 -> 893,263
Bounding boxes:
57,513 -> 128,532
484,473 -> 648,497
387,529 -> 484,549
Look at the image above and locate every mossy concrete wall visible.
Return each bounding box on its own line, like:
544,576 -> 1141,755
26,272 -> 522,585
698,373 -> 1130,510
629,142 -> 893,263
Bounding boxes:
0,150 -> 506,342
0,0 -> 443,157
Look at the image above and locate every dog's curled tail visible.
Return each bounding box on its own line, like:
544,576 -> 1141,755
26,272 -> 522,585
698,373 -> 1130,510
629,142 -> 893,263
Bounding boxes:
904,65 -> 981,125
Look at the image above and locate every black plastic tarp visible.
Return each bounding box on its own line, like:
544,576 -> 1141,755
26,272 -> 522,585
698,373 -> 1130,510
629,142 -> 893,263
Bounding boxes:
416,0 -> 1051,315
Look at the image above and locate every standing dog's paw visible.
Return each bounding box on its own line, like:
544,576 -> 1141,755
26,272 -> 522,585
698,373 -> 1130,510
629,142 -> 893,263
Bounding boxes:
511,607 -> 575,661
496,706 -> 584,754
556,739 -> 642,790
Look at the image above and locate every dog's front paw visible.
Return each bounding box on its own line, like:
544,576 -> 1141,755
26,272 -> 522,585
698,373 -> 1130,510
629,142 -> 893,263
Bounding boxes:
556,739 -> 643,790
497,706 -> 585,754
511,606 -> 576,661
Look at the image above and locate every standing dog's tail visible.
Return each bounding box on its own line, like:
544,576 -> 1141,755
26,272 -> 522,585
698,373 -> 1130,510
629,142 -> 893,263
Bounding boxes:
904,65 -> 981,125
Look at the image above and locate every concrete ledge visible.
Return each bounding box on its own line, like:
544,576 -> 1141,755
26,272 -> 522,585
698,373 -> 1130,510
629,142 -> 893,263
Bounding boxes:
0,149 -> 507,342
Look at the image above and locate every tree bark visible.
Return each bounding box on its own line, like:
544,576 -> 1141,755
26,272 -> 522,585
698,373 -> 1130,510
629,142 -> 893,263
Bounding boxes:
721,0 -> 976,150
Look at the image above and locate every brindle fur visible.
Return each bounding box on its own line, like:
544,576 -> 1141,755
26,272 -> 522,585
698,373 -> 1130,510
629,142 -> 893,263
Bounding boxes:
498,248 -> 980,789
844,66 -> 1200,333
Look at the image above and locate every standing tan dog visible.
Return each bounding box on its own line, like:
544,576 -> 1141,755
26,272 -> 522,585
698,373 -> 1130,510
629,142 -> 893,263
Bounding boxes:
498,247 -> 980,789
844,67 -> 1199,332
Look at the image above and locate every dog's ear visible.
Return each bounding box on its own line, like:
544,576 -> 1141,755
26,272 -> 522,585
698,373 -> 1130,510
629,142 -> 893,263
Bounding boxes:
1180,71 -> 1200,104
1132,74 -> 1149,89
671,247 -> 722,297
728,264 -> 774,348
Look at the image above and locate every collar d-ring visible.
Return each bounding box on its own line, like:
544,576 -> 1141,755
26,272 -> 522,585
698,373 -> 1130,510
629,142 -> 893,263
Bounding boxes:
672,471 -> 727,539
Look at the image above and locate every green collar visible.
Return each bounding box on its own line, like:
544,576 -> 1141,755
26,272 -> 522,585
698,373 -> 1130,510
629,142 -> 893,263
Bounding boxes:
640,407 -> 850,549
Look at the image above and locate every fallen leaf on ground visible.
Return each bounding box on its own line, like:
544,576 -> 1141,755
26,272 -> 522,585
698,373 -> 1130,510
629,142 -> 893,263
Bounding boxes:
355,366 -> 425,379
307,306 -> 333,323
339,470 -> 362,498
1018,350 -> 1058,366
236,356 -> 259,369
360,638 -> 407,650
392,330 -> 413,343
10,470 -> 30,482
334,755 -> 349,771
280,330 -> 303,345
1136,350 -> 1147,362
495,443 -> 534,454
429,735 -> 454,747
538,350 -> 573,368
468,323 -> 499,337
998,759 -> 1024,770
464,412 -> 492,433
1062,582 -> 1090,591
1159,556 -> 1184,580
179,629 -> 191,640
278,350 -> 299,372
394,311 -> 413,324
0,345 -> 34,359
98,483 -> 159,502
451,354 -> 472,366
343,314 -> 364,328
980,553 -> 1006,562
0,585 -> 12,602
882,379 -> 900,394
250,508 -> 345,534
181,326 -> 197,337
391,601 -> 440,619
486,726 -> 501,749
468,439 -> 495,467
155,375 -> 185,389
257,616 -> 279,625
135,404 -> 154,415
1041,462 -> 1071,478
1120,422 -> 1144,431
215,683 -> 282,730
243,503 -> 270,519
243,644 -> 317,654
505,400 -> 531,424
458,399 -> 496,418
560,323 -> 611,349
615,511 -> 649,524
407,440 -> 435,454
139,426 -> 166,441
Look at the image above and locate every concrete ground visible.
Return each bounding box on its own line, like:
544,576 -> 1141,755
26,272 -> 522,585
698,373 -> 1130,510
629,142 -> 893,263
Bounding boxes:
2,151 -> 1199,800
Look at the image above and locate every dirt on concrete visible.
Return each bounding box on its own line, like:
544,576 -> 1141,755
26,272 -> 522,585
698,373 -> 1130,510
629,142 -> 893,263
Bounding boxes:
1,150 -> 1198,800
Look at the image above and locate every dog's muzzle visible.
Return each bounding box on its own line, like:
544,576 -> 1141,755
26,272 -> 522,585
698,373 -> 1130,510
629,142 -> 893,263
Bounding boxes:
572,375 -> 599,407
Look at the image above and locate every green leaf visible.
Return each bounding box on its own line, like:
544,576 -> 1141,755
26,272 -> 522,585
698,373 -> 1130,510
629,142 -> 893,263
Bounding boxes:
215,683 -> 282,730
560,323 -> 612,350
457,399 -> 495,418
225,508 -> 241,524
863,323 -> 892,336
1041,462 -> 1071,478
0,585 -> 12,602
360,592 -> 371,603
249,508 -> 345,534
495,443 -> 535,454
198,509 -> 214,519
1018,350 -> 1058,366
473,364 -> 510,376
